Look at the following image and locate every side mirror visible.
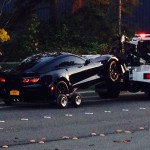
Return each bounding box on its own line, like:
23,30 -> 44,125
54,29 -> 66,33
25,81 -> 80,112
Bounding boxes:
85,59 -> 90,65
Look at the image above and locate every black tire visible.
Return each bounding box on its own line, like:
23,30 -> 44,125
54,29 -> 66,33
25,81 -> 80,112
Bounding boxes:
97,88 -> 120,99
56,94 -> 68,108
144,88 -> 150,97
70,93 -> 82,108
95,82 -> 120,99
55,81 -> 69,98
108,60 -> 120,82
95,59 -> 120,99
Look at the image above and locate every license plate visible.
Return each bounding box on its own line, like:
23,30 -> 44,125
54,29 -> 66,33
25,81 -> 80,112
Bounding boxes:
10,90 -> 20,96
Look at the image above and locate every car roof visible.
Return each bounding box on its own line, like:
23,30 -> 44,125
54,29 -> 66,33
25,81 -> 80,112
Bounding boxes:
22,52 -> 79,62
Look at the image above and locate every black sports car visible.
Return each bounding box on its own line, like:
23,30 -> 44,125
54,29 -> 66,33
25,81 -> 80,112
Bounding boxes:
0,52 -> 122,108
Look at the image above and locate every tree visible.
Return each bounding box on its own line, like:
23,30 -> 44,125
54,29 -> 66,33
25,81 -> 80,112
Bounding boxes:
7,0 -> 58,29
0,0 -> 10,60
0,28 -> 10,43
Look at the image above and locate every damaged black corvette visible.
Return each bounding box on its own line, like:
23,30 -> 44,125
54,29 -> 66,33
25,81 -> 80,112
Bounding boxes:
0,52 -> 124,108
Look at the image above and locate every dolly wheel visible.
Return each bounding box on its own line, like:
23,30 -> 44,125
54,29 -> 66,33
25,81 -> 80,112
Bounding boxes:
56,94 -> 68,109
70,93 -> 82,108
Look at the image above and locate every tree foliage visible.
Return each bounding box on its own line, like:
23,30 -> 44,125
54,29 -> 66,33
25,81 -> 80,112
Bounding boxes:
1,0 -> 140,61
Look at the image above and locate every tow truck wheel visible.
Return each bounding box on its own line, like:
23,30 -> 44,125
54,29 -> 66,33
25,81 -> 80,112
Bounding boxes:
56,94 -> 68,108
97,89 -> 120,99
70,93 -> 82,108
144,88 -> 150,97
95,82 -> 120,99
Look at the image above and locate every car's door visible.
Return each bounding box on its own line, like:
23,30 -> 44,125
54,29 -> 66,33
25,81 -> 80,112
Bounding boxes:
65,56 -> 102,88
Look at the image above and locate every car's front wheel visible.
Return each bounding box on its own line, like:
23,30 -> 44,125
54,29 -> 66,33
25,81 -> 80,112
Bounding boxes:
108,59 -> 120,82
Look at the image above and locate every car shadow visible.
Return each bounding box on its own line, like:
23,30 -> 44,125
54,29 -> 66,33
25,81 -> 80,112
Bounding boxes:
0,92 -> 149,110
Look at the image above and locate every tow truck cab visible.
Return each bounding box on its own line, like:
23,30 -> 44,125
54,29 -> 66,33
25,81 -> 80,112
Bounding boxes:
122,33 -> 150,95
96,33 -> 150,99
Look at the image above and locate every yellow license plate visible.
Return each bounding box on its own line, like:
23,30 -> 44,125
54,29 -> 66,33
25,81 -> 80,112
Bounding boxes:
10,90 -> 20,96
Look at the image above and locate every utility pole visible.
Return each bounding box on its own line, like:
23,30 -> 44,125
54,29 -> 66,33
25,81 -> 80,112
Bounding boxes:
119,0 -> 122,36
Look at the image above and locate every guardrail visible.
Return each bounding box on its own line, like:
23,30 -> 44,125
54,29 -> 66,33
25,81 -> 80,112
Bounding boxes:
0,62 -> 19,71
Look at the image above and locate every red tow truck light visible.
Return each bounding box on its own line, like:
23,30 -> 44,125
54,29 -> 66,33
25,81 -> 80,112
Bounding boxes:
144,73 -> 150,79
140,33 -> 146,38
0,77 -> 6,83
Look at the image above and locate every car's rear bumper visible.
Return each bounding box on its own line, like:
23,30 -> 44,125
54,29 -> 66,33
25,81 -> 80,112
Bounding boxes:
0,85 -> 54,102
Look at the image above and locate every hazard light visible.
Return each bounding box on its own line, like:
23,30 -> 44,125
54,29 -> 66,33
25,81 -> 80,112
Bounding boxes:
139,33 -> 146,38
144,73 -> 150,79
135,33 -> 150,38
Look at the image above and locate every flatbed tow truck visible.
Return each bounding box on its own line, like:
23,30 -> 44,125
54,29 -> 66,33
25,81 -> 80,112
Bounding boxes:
95,33 -> 150,98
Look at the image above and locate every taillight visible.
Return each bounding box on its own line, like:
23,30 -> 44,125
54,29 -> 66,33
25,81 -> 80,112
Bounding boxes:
0,77 -> 6,83
23,77 -> 40,83
23,78 -> 30,83
30,78 -> 40,83
144,73 -> 150,79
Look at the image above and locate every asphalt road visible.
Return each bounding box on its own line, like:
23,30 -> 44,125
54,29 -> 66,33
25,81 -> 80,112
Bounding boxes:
0,91 -> 150,150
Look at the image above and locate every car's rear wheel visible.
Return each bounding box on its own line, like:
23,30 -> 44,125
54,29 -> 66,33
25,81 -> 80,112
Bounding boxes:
70,93 -> 82,108
55,81 -> 69,97
56,94 -> 68,108
55,81 -> 69,108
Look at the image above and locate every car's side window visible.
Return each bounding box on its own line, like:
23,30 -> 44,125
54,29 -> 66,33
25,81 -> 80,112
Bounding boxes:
39,55 -> 85,73
67,56 -> 85,66
55,56 -> 85,68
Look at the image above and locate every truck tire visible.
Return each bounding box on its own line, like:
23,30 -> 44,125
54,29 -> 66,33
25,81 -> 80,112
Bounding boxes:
97,87 -> 120,99
95,81 -> 120,99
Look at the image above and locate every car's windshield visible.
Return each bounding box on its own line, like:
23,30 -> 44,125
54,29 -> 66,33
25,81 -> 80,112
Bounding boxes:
137,41 -> 150,53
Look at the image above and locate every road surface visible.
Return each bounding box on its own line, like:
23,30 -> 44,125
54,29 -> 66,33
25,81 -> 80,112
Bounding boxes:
0,91 -> 150,150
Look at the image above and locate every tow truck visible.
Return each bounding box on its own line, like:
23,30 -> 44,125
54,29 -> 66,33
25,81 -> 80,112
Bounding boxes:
95,33 -> 150,98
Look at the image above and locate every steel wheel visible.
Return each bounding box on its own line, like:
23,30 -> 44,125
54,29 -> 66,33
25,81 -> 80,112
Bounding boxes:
70,93 -> 82,107
56,94 -> 68,108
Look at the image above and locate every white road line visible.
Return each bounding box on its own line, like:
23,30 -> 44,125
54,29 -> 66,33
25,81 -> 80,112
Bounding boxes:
122,109 -> 129,112
139,107 -> 146,110
0,121 -> 5,123
104,111 -> 111,113
85,112 -> 94,115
